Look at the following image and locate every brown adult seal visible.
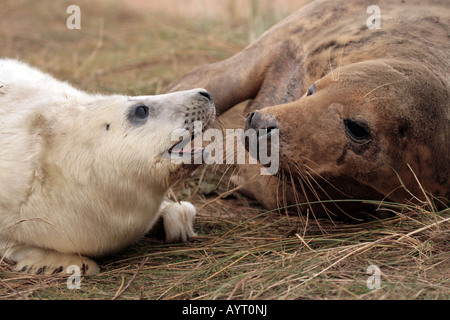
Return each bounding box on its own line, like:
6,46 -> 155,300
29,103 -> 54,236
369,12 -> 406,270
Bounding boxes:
166,0 -> 449,217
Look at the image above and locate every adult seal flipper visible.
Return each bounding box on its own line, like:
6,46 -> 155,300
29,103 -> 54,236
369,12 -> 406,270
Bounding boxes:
166,20 -> 307,115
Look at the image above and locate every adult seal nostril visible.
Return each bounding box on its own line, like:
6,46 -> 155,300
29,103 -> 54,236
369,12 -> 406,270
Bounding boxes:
245,111 -> 257,131
245,111 -> 278,133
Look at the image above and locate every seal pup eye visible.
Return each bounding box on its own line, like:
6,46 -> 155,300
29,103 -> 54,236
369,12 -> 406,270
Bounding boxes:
134,105 -> 149,119
344,119 -> 371,142
306,84 -> 316,96
128,104 -> 151,125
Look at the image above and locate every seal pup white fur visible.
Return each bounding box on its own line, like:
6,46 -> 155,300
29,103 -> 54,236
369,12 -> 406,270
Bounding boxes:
0,58 -> 215,275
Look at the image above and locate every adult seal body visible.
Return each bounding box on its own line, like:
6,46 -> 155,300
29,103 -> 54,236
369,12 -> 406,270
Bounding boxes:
167,0 -> 449,217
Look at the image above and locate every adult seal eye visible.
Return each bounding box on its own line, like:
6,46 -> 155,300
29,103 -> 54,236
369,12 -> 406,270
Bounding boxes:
134,105 -> 149,119
306,84 -> 316,96
344,119 -> 371,142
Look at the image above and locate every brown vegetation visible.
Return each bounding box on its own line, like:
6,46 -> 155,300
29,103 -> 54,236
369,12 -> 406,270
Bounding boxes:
0,0 -> 448,299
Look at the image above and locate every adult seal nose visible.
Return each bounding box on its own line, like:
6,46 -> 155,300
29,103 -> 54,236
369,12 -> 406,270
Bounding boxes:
244,111 -> 279,165
245,111 -> 279,132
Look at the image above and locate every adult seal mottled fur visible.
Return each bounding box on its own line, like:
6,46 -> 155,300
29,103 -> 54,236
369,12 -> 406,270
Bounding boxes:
166,0 -> 449,217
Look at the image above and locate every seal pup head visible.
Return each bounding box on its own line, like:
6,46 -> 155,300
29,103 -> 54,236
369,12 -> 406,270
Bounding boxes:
246,59 -> 449,210
33,88 -> 215,192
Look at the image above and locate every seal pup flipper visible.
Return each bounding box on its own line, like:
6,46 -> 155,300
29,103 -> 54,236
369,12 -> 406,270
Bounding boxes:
149,200 -> 197,243
1,240 -> 100,275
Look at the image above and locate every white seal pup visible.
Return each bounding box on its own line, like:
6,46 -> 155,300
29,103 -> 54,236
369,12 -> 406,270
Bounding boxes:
0,58 -> 215,275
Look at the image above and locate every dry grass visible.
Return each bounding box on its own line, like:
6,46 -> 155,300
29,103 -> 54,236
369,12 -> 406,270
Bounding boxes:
0,0 -> 448,300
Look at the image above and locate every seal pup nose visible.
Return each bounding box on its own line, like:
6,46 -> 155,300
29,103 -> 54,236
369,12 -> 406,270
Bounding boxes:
198,90 -> 213,102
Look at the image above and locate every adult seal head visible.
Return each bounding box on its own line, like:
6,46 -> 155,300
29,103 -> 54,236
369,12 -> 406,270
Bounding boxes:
166,0 -> 449,217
